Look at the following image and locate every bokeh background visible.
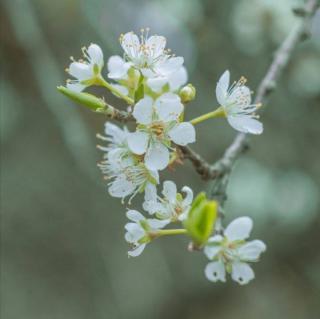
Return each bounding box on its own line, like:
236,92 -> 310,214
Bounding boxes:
1,0 -> 320,318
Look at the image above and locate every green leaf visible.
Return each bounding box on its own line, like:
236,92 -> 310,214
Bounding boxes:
57,86 -> 106,110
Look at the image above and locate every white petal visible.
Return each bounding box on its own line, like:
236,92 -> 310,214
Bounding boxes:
168,66 -> 188,91
156,57 -> 184,76
108,175 -> 135,198
155,93 -> 183,122
120,32 -> 140,57
204,245 -> 222,260
162,181 -> 177,203
68,62 -> 93,80
125,223 -> 144,242
107,55 -> 130,79
238,240 -> 266,261
146,35 -> 166,58
87,44 -> 104,68
216,70 -> 230,106
181,186 -> 193,206
145,141 -> 170,171
126,210 -> 145,222
128,244 -> 146,257
148,218 -> 170,229
231,262 -> 255,285
127,131 -> 149,155
168,122 -> 196,146
205,261 -> 226,282
204,235 -> 224,259
147,77 -> 167,92
132,96 -> 154,124
104,122 -> 127,144
144,183 -> 157,202
227,115 -> 263,135
225,217 -> 253,241
66,82 -> 87,92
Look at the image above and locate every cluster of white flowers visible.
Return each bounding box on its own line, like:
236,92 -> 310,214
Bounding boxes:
62,29 -> 266,285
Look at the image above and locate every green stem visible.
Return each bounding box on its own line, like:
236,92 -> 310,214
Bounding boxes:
150,228 -> 188,238
190,107 -> 225,125
97,77 -> 134,105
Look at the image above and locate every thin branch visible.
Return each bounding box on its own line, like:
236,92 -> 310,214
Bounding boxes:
207,0 -> 319,201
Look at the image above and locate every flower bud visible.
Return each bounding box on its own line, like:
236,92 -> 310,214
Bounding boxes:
179,84 -> 196,103
57,86 -> 106,111
183,192 -> 218,246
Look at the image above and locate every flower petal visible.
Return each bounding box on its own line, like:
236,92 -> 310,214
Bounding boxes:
168,66 -> 188,91
168,122 -> 196,146
87,44 -> 104,68
205,261 -> 226,282
216,70 -> 230,106
66,82 -> 87,93
121,32 -> 140,58
127,131 -> 149,155
204,235 -> 224,259
107,55 -> 130,79
181,186 -> 193,206
238,240 -> 266,261
146,35 -> 166,59
162,181 -> 177,203
108,174 -> 135,198
104,122 -> 127,144
156,57 -> 184,76
145,141 -> 170,171
227,115 -> 263,135
126,210 -> 145,222
148,218 -> 170,229
231,262 -> 255,285
132,96 -> 154,124
125,223 -> 144,242
155,93 -> 183,122
224,216 -> 253,241
204,245 -> 222,260
128,243 -> 146,257
68,62 -> 93,80
147,77 -> 167,92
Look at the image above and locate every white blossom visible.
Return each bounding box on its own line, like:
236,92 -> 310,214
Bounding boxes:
143,181 -> 193,222
97,123 -> 159,202
125,210 -> 169,257
204,216 -> 266,285
119,30 -> 185,88
216,70 -> 263,134
127,93 -> 196,170
66,44 -> 104,92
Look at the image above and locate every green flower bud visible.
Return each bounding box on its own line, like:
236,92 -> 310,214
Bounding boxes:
179,84 -> 196,103
183,192 -> 218,246
57,86 -> 106,111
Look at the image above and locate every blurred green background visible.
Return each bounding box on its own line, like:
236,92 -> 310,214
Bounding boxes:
1,0 -> 320,318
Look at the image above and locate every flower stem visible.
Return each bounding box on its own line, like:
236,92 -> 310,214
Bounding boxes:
150,228 -> 188,238
190,107 -> 225,125
97,77 -> 134,105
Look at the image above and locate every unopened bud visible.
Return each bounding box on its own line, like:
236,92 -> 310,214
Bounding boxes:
179,84 -> 196,103
183,192 -> 218,246
57,86 -> 106,111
